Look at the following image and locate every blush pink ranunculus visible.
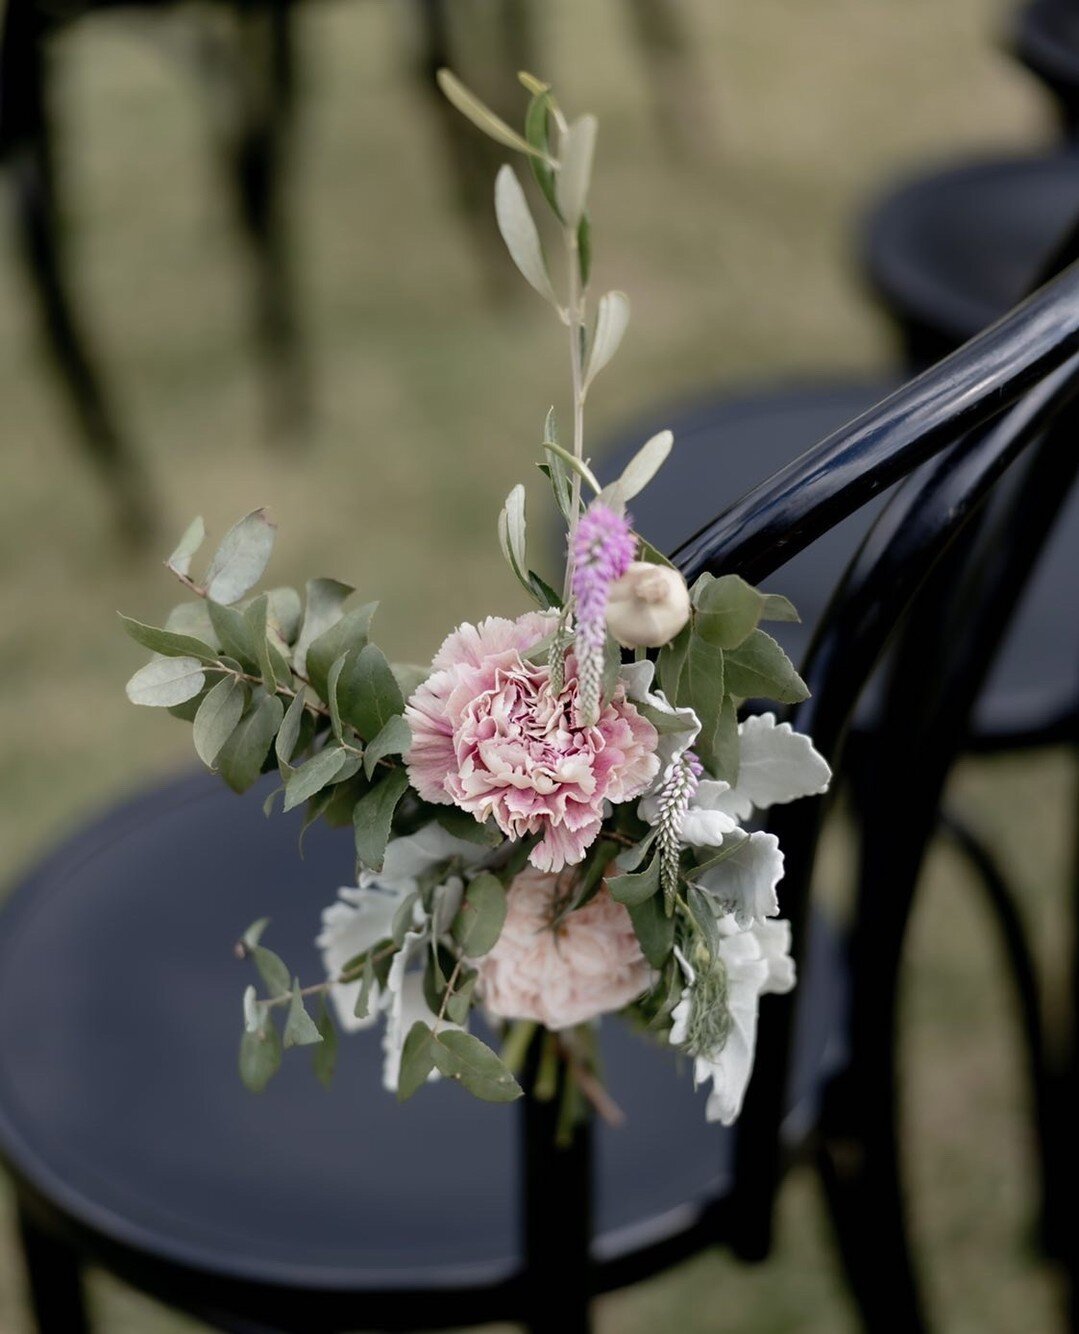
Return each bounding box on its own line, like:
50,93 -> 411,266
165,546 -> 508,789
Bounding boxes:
404,614 -> 659,872
476,868 -> 653,1029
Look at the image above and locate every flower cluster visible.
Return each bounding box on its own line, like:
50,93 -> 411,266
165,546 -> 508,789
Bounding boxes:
121,70 -> 831,1127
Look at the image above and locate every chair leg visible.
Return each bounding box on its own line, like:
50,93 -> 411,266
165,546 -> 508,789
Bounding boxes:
520,1035 -> 592,1334
227,0 -> 309,448
17,1202 -> 91,1334
7,127 -> 155,544
815,755 -> 930,1334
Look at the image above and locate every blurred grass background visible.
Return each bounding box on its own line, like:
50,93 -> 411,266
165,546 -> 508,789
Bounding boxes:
0,0 -> 1073,1327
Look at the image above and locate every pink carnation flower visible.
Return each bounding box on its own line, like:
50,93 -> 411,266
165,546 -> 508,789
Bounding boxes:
476,868 -> 653,1029
405,614 -> 659,871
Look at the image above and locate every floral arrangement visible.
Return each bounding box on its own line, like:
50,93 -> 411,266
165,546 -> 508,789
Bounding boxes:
121,72 -> 829,1129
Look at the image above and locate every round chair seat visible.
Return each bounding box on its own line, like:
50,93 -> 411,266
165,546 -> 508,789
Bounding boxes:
0,771 -> 843,1329
862,152 -> 1079,364
599,381 -> 1079,746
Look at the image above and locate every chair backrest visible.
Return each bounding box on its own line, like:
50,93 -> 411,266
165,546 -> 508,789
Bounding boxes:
669,258 -> 1079,1260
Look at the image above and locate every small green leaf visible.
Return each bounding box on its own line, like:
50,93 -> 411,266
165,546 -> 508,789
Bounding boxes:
498,483 -> 532,597
336,644 -> 405,741
451,872 -> 507,957
203,509 -> 276,605
615,828 -> 657,872
363,715 -> 411,779
266,586 -> 303,645
313,1000 -> 338,1088
398,1020 -> 438,1102
711,694 -> 740,785
275,686 -> 308,772
607,851 -> 661,906
125,656 -> 207,707
681,631 -> 726,772
250,943 -> 290,996
294,578 -> 355,677
584,290 -> 630,392
434,808 -> 503,847
577,212 -> 592,287
306,602 -> 378,700
239,1022 -> 281,1093
628,890 -> 676,968
245,595 -> 284,691
494,165 -> 559,307
602,428 -> 670,506
692,574 -> 764,650
207,599 -> 257,669
119,614 -> 217,660
528,570 -> 562,610
657,622 -> 690,700
192,675 -> 246,767
525,89 -> 559,213
283,745 -> 348,813
166,515 -> 205,578
432,1030 -> 523,1102
216,693 -> 284,793
436,68 -> 552,163
353,767 -> 409,872
555,113 -> 597,228
759,592 -> 800,623
284,979 -> 323,1048
352,955 -> 376,1021
723,629 -> 809,704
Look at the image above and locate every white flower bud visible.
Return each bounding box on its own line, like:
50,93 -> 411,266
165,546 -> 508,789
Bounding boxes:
605,561 -> 691,648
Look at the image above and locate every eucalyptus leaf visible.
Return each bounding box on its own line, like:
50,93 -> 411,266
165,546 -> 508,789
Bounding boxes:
283,745 -> 348,813
724,629 -> 809,704
693,574 -> 764,650
451,872 -> 507,957
431,1030 -> 523,1102
657,622 -> 690,700
555,113 -> 597,227
250,943 -> 290,996
494,165 -> 558,306
759,592 -> 800,623
203,509 -> 276,605
434,808 -> 503,847
326,652 -> 347,741
306,602 -> 378,700
391,662 -> 428,699
615,827 -> 657,872
294,578 -> 354,677
216,693 -> 284,793
712,693 -> 740,785
275,686 -> 308,772
125,656 -> 207,707
282,980 -> 323,1049
193,675 -> 246,768
584,290 -> 630,391
398,1020 -> 438,1102
239,1023 -> 281,1093
166,515 -> 205,578
336,644 -> 404,741
119,614 -> 216,661
607,851 -> 661,906
353,767 -> 409,872
164,600 -> 220,648
363,715 -> 411,780
313,1000 -> 338,1088
207,599 -> 257,669
628,890 -> 676,969
266,586 -> 303,645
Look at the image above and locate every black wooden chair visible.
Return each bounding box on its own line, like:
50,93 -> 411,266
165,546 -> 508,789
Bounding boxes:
1013,0 -> 1079,135
4,254 -> 1079,1332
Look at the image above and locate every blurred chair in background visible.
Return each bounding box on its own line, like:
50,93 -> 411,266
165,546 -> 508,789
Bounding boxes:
0,0 -> 714,542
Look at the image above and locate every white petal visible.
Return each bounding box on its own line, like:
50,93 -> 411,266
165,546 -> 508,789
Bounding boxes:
713,713 -> 831,821
378,823 -> 488,884
316,886 -> 405,1033
751,918 -> 797,995
678,779 -> 739,847
381,973 -> 439,1093
694,831 -> 785,926
701,931 -> 770,1124
619,659 -> 656,700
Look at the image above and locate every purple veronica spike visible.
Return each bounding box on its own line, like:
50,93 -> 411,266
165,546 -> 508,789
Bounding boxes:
570,502 -> 636,723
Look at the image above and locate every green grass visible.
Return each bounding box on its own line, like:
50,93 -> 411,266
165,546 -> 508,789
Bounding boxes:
0,0 -> 1070,1327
